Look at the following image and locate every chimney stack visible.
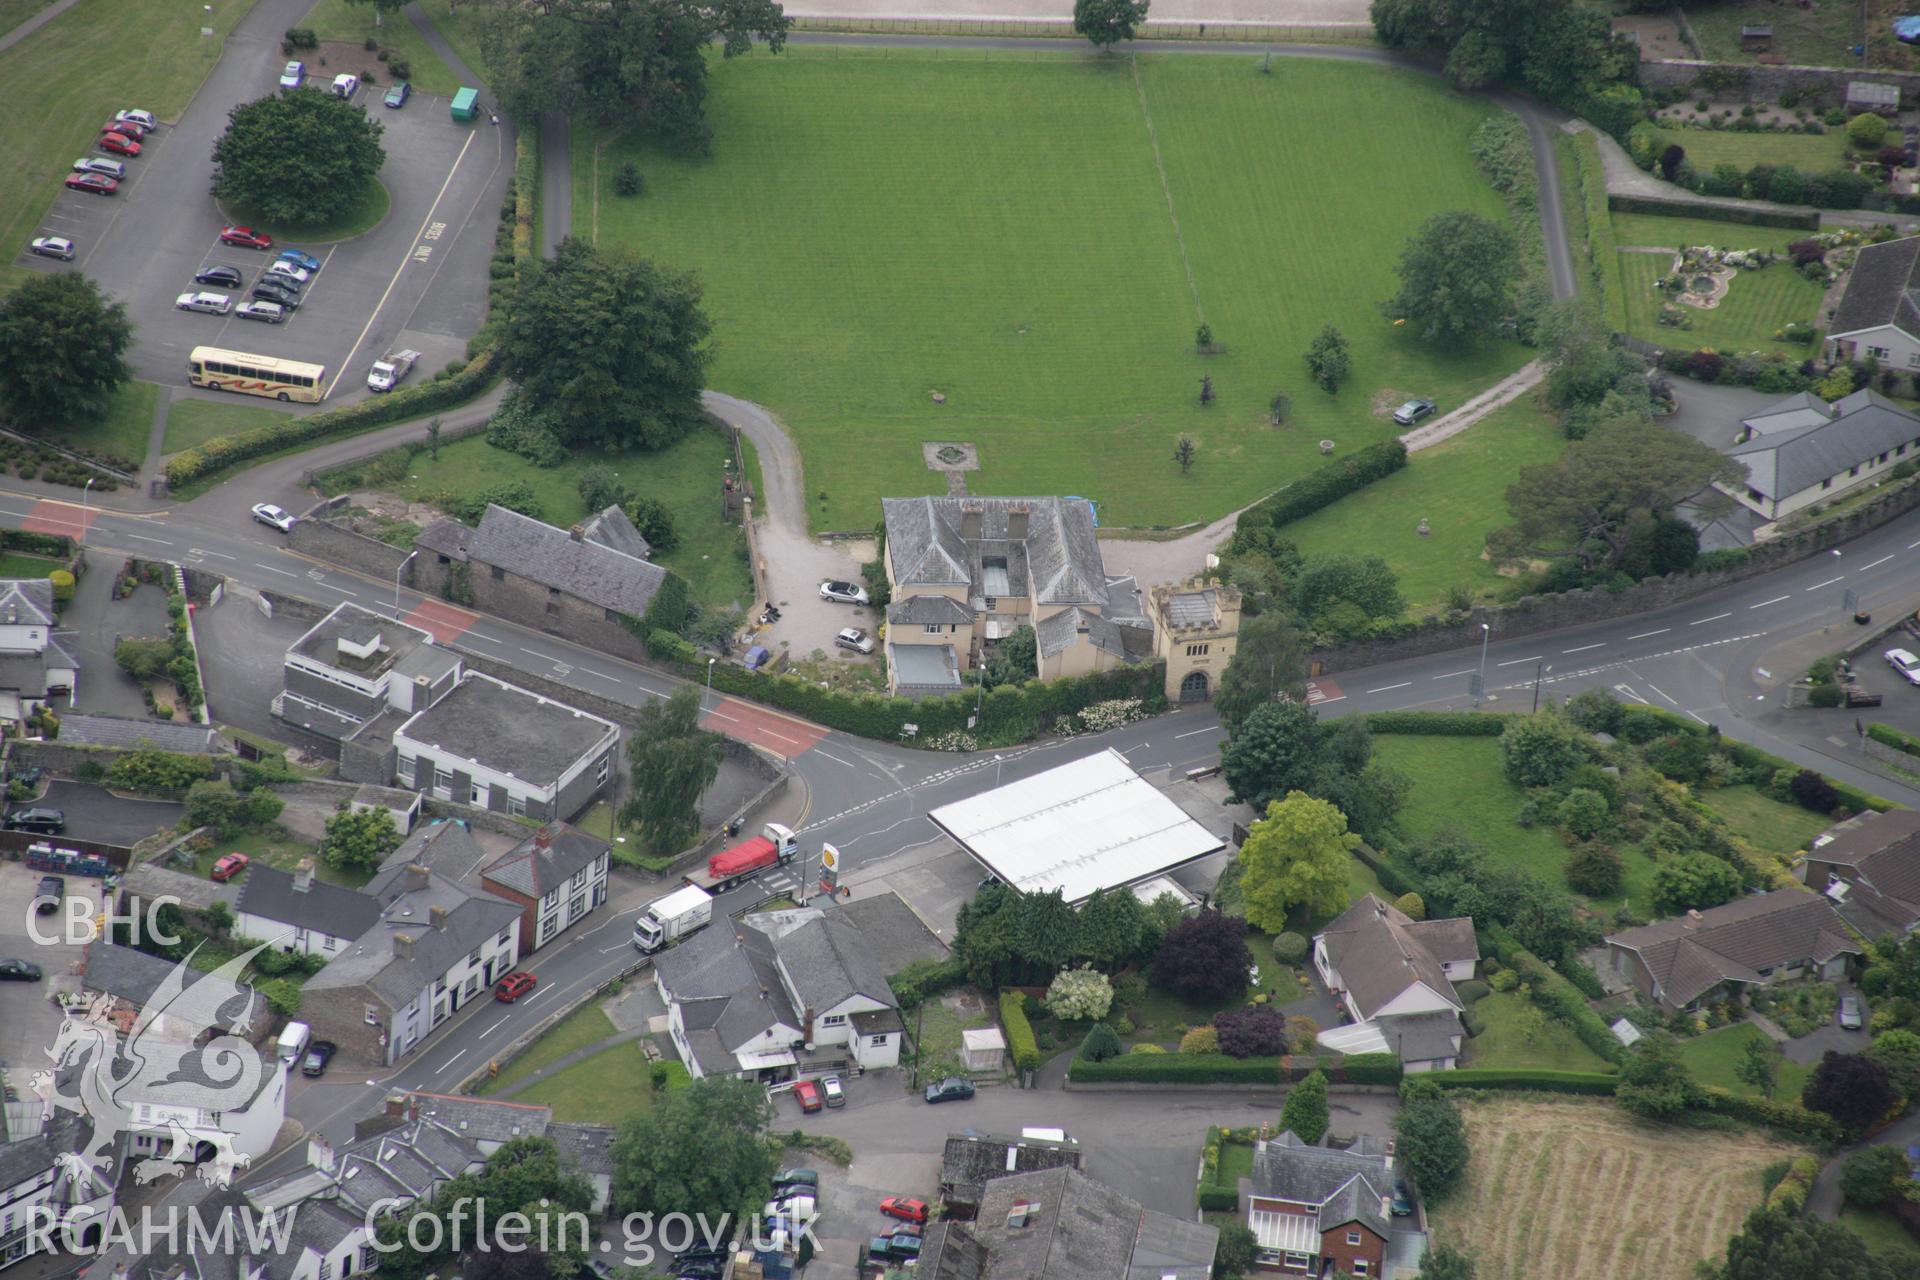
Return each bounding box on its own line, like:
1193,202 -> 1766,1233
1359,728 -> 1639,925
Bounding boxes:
306,1134 -> 335,1173
569,526 -> 584,542
293,859 -> 315,894
384,1092 -> 410,1119
961,501 -> 983,542
429,906 -> 448,931
405,864 -> 430,892
1684,909 -> 1704,928
393,933 -> 416,961
1007,502 -> 1029,542
534,827 -> 552,851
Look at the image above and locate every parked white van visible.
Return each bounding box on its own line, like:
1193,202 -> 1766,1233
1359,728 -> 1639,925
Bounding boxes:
276,1021 -> 311,1067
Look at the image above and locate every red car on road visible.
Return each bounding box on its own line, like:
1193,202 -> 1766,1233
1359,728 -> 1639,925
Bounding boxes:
210,853 -> 250,882
96,133 -> 141,157
64,173 -> 117,196
793,1080 -> 823,1113
494,972 -> 538,1002
879,1197 -> 928,1223
219,225 -> 272,250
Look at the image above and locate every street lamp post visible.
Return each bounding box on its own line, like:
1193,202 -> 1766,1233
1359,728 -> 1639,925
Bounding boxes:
705,656 -> 716,712
393,549 -> 417,617
1473,623 -> 1491,709
993,754 -> 1004,788
80,477 -> 94,547
1532,661 -> 1553,714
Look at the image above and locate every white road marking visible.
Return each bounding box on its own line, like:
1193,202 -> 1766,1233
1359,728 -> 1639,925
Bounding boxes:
520,985 -> 550,1005
576,669 -> 623,684
1690,613 -> 1732,625
1750,595 -> 1789,608
1686,710 -> 1710,725
330,586 -> 358,598
461,633 -> 499,644
1432,669 -> 1476,679
1806,576 -> 1845,591
814,750 -> 855,768
1367,682 -> 1412,693
1645,682 -> 1678,707
1613,683 -> 1645,703
1175,727 -> 1217,739
1495,655 -> 1542,667
1862,554 -> 1894,570
477,1020 -> 505,1040
195,549 -> 235,560
126,534 -> 171,545
519,647 -> 563,662
1562,643 -> 1603,654
1628,629 -> 1669,640
255,563 -> 298,577
438,1049 -> 467,1069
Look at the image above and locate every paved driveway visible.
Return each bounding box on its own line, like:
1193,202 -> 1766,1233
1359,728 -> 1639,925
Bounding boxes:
0,860 -> 97,1085
1662,379 -> 1782,451
36,780 -> 183,847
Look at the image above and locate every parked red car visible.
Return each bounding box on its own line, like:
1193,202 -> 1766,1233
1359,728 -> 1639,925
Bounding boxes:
879,1197 -> 928,1223
210,852 -> 250,882
96,133 -> 141,157
494,972 -> 538,1002
105,119 -> 150,139
219,225 -> 272,249
64,173 -> 117,196
792,1080 -> 822,1113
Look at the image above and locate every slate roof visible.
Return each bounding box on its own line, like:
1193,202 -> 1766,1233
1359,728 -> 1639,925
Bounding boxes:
1807,809 -> 1920,937
304,863 -> 521,1008
235,863 -> 381,942
919,1223 -> 992,1280
1250,1130 -> 1391,1242
1162,587 -> 1219,627
547,1121 -> 617,1177
1827,235 -> 1920,340
1315,895 -> 1473,1020
940,1131 -> 1084,1208
395,672 -> 618,789
414,518 -> 474,559
481,823 -> 610,898
0,580 -> 54,629
888,595 -> 976,626
1605,888 -> 1861,1008
1034,607 -> 1151,662
882,497 -> 1109,607
1741,391 -> 1834,439
54,712 -> 216,753
1373,1010 -> 1463,1065
395,1091 -> 551,1145
966,1166 -> 1217,1280
577,504 -> 651,561
0,654 -> 48,696
471,504 -> 668,615
81,941 -> 267,1025
382,819 -> 491,883
1726,388 -> 1920,501
759,908 -> 898,1013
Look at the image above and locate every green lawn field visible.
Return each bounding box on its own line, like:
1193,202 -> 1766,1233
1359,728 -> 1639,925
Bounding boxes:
1618,251 -> 1825,354
1698,785 -> 1836,858
163,397 -> 287,455
578,50 -> 1528,531
1652,126 -> 1851,175
1839,1205 -> 1920,1263
1610,212 -> 1815,255
0,0 -> 49,39
296,0 -> 463,96
55,380 -> 156,470
1281,398 -> 1566,613
0,0 -> 255,291
1675,1022 -> 1811,1099
1462,991 -> 1615,1072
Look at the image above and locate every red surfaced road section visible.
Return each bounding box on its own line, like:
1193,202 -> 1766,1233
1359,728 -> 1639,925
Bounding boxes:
20,500 -> 94,540
702,696 -> 826,759
403,599 -> 479,644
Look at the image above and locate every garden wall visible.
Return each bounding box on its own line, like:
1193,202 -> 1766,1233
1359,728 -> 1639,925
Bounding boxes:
1640,59 -> 1920,107
289,497 -> 414,581
785,14 -> 1372,41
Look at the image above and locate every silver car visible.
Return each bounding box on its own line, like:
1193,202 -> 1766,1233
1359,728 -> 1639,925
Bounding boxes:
251,503 -> 295,532
278,60 -> 304,90
1840,995 -> 1864,1030
175,291 -> 231,315
235,300 -> 285,324
835,627 -> 874,655
72,157 -> 125,179
29,237 -> 75,261
819,580 -> 870,606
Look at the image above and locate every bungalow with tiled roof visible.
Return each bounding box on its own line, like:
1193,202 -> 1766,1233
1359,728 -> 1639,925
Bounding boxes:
1311,895 -> 1478,1072
1603,888 -> 1859,1014
1802,809 -> 1920,939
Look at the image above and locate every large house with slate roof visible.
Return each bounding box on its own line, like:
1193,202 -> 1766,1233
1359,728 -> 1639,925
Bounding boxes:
1246,1131 -> 1396,1277
354,1090 -> 617,1213
1716,387 -> 1920,524
0,580 -> 75,726
1311,895 -> 1478,1073
235,859 -> 381,959
479,823 -> 611,953
1801,808 -> 1920,939
879,496 -> 1153,697
653,905 -> 903,1080
1603,888 -> 1859,1014
1824,234 -> 1920,369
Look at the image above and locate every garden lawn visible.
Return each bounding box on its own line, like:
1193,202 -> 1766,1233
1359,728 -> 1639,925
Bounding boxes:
1698,785 -> 1836,858
579,49 -> 1528,532
1609,212 -> 1815,255
0,0 -> 50,39
295,0 -> 463,96
0,553 -> 61,580
163,397 -> 288,455
0,0 -> 254,291
1460,992 -> 1615,1072
320,431 -> 753,609
1839,1206 -> 1920,1263
1674,1022 -> 1812,1100
912,990 -> 1001,1077
1617,251 -> 1825,355
49,380 -> 156,471
512,1041 -> 655,1123
1372,734 -> 1658,909
185,825 -> 366,888
1281,398 -> 1566,613
1683,0 -> 1868,68
476,1004 -> 617,1095
1652,126 -> 1851,174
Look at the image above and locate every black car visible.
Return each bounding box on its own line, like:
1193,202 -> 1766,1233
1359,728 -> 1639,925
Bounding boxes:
0,959 -> 43,981
32,875 -> 64,914
194,265 -> 243,288
5,807 -> 63,834
250,281 -> 301,310
301,1041 -> 337,1077
923,1076 -> 975,1104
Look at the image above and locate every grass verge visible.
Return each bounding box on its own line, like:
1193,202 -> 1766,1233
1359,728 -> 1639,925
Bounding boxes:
50,380 -> 157,471
163,397 -> 290,455
218,178 -> 391,244
0,553 -> 61,579
476,1003 -> 617,1095
512,1041 -> 655,1123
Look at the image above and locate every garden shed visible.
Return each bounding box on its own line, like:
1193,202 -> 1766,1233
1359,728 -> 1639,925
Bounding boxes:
1848,81 -> 1902,117
961,1026 -> 1006,1072
1740,23 -> 1771,51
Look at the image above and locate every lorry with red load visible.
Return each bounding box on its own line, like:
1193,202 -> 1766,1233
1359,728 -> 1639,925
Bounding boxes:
685,823 -> 799,893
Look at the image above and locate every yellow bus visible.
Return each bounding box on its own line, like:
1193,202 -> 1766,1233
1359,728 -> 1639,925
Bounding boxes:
187,347 -> 327,403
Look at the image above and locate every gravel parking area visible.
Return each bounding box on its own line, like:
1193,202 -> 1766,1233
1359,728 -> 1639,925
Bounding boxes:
0,860 -> 99,1087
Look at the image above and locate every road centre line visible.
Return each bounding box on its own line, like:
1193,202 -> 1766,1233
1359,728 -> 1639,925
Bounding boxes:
575,669 -> 622,684
1367,682 -> 1412,693
1628,629 -> 1669,640
126,534 -> 171,545
1433,669 -> 1476,679
477,1020 -> 504,1039
1863,554 -> 1894,570
255,563 -> 298,576
196,549 -> 235,559
518,647 -> 562,662
1751,595 -> 1789,608
1690,613 -> 1732,625
1563,643 -> 1603,653
1807,576 -> 1845,591
1495,655 -> 1542,667
1175,727 -> 1218,739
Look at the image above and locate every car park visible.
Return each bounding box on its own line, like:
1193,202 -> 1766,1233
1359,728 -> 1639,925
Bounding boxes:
1840,995 -> 1865,1030
0,960 -> 43,982
64,173 -> 117,196
279,61 -> 305,90
116,109 -> 157,130
300,1041 -> 336,1077
95,133 -> 141,157
792,1080 -> 822,1113
32,875 -> 64,914
880,1197 -> 928,1223
277,248 -> 321,271
834,627 -> 874,655
220,225 -> 272,250
72,157 -> 125,179
29,237 -> 75,261
194,265 -> 243,288
1887,649 -> 1920,686
251,503 -> 296,531
6,808 -> 64,834
250,281 -> 301,309
235,300 -> 285,324
175,292 -> 232,315
266,260 -> 312,286
1392,397 -> 1437,426
384,81 -> 410,108
821,1075 -> 845,1107
210,852 -> 250,882
494,972 -> 538,1002
924,1076 -> 975,1104
819,580 -> 870,605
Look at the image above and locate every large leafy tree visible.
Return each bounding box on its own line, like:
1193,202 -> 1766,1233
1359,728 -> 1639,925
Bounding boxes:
1718,1205 -> 1905,1280
1650,852 -> 1744,914
1213,611 -> 1307,734
1018,888 -> 1079,975
1491,419 -> 1743,576
1801,1050 -> 1896,1134
610,1075 -> 776,1220
1370,0 -> 1636,105
1074,886 -> 1147,968
1072,0 -> 1148,49
1839,1145 -> 1908,1208
1499,710 -> 1587,788
1150,909 -> 1252,1002
322,806 -> 401,873
1280,1069 -> 1329,1143
952,882 -> 1025,988
1221,699 -> 1321,810
1239,792 -> 1358,931
211,91 -> 386,225
1381,210 -> 1519,346
1290,553 -> 1404,633
505,237 -> 712,454
620,686 -> 724,855
1393,1078 -> 1470,1201
0,274 -> 132,431
485,0 -> 789,153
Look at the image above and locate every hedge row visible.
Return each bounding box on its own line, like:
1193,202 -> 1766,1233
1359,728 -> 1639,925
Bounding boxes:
1351,841 -> 1416,899
165,351 -> 498,487
1868,722 -> 1920,759
1622,705 -> 1897,813
1605,192 -> 1819,230
1697,1086 -> 1840,1143
1424,1068 -> 1619,1095
1196,1184 -> 1239,1212
1067,1051 -> 1401,1085
1240,441 -> 1408,532
889,956 -> 966,1010
1572,132 -> 1628,334
1486,922 -> 1626,1066
1338,1052 -> 1405,1086
1000,991 -> 1041,1075
1363,711 -> 1510,736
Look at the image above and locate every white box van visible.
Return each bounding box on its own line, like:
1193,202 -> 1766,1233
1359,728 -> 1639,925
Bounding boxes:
277,1021 -> 311,1067
331,74 -> 358,98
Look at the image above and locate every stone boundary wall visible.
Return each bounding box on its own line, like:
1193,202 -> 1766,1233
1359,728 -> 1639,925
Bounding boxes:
1640,58 -> 1920,106
786,14 -> 1373,40
289,497 -> 413,581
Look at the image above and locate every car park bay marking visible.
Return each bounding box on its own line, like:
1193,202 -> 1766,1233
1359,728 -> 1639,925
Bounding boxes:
326,130 -> 481,400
